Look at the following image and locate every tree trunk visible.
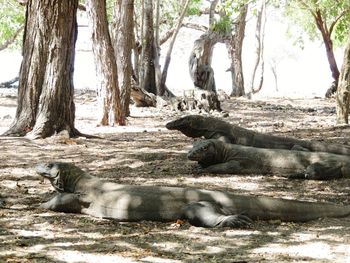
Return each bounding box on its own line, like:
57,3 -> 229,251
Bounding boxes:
249,0 -> 266,95
113,0 -> 134,118
3,0 -> 79,139
336,33 -> 350,124
314,10 -> 340,97
86,0 -> 124,126
140,0 -> 157,94
160,0 -> 191,96
189,32 -> 217,91
225,4 -> 247,97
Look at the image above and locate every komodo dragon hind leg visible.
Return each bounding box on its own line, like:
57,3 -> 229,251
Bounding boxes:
288,162 -> 343,180
39,193 -> 83,213
305,162 -> 343,180
182,201 -> 252,228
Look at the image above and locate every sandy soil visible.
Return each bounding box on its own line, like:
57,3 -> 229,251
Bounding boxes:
1,87 -> 350,263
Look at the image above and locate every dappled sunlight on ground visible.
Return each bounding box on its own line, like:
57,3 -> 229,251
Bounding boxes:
1,89 -> 350,262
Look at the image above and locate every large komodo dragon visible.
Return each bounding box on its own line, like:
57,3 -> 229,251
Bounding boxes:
188,139 -> 350,180
37,162 -> 350,227
166,115 -> 350,156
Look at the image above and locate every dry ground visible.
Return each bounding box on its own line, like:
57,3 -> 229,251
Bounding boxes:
1,88 -> 350,263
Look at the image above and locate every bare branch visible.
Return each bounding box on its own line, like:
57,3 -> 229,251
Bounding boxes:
160,23 -> 208,45
182,22 -> 208,32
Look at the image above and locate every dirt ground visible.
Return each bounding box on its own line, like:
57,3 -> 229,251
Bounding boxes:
1,87 -> 350,263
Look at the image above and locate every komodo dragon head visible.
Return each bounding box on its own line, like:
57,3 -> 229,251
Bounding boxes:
187,139 -> 222,167
36,162 -> 85,193
166,115 -> 208,137
166,115 -> 233,142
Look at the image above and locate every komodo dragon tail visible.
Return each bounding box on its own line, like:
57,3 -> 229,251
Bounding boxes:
235,194 -> 350,222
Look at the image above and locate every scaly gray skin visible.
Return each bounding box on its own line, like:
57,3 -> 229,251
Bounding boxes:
188,139 -> 350,180
166,115 -> 350,156
37,162 -> 350,226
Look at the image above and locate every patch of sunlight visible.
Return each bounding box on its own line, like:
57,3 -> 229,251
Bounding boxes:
10,228 -> 57,239
204,246 -> 226,254
76,231 -> 105,239
140,256 -> 182,263
48,250 -> 136,263
223,229 -> 264,237
151,241 -> 182,252
1,180 -> 18,189
253,242 -> 336,260
125,160 -> 146,169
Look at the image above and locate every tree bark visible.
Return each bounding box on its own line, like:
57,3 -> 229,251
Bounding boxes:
189,32 -> 218,91
113,0 -> 134,118
225,4 -> 248,97
336,33 -> 350,124
3,0 -> 79,139
140,0 -> 156,94
86,0 -> 124,126
314,10 -> 340,97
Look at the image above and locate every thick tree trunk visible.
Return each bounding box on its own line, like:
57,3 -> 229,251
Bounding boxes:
188,32 -> 222,111
140,0 -> 157,94
113,0 -> 134,118
3,0 -> 79,139
336,34 -> 350,124
189,32 -> 217,91
225,4 -> 247,97
86,0 -> 124,126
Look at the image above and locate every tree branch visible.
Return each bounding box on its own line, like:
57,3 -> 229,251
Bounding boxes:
0,25 -> 24,51
159,23 -> 208,45
329,8 -> 350,36
295,0 -> 317,19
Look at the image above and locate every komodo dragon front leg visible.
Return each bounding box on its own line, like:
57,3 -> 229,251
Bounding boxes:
40,193 -> 83,213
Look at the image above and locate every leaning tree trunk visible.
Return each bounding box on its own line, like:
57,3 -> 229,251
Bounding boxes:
313,10 -> 340,98
336,33 -> 350,124
86,0 -> 124,126
225,4 -> 247,97
249,0 -> 267,95
140,0 -> 157,94
160,0 -> 191,96
113,0 -> 134,118
3,0 -> 79,139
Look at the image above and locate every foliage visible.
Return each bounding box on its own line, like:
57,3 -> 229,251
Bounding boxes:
211,15 -> 232,34
0,0 -> 25,49
285,0 -> 350,47
186,0 -> 203,16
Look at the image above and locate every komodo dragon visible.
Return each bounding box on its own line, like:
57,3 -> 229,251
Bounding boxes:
37,162 -> 350,227
166,115 -> 350,156
188,139 -> 350,180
